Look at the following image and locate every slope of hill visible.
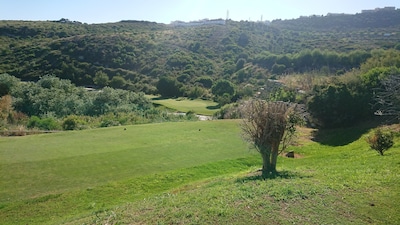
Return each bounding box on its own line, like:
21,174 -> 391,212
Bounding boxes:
1,10 -> 400,93
0,121 -> 398,224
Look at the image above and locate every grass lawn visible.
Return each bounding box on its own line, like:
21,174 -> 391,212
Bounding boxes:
0,120 -> 254,224
74,125 -> 400,225
0,121 -> 399,224
147,95 -> 220,116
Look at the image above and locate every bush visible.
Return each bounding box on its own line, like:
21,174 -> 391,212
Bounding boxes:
307,82 -> 371,128
366,128 -> 394,156
214,103 -> 241,119
62,115 -> 87,130
27,116 -> 61,130
27,116 -> 41,129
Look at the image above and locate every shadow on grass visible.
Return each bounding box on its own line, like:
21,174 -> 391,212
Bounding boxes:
236,170 -> 311,182
311,119 -> 391,146
311,126 -> 370,147
206,105 -> 221,110
151,96 -> 176,100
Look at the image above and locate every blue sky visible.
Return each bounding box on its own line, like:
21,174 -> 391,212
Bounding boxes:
0,0 -> 398,24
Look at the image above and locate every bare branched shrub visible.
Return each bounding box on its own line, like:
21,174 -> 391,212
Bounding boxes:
240,99 -> 304,177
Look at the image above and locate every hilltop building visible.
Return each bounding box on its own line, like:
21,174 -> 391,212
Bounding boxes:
171,19 -> 225,27
362,6 -> 396,13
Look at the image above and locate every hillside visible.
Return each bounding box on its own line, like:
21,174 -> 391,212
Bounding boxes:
1,9 -> 400,93
0,121 -> 399,224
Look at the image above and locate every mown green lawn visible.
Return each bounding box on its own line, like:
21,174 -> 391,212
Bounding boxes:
74,125 -> 400,225
0,120 -> 254,224
1,121 -> 399,224
148,95 -> 220,115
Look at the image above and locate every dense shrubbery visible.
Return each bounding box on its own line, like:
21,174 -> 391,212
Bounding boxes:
5,75 -> 153,117
253,49 -> 371,74
0,74 -> 197,132
27,116 -> 61,130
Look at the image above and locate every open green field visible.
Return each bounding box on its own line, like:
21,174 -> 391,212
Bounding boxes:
0,120 -> 255,224
1,120 -> 399,224
148,95 -> 220,116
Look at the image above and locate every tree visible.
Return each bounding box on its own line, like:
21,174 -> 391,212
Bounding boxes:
236,58 -> 246,71
374,74 -> 400,121
0,95 -> 13,127
307,82 -> 370,128
211,80 -> 236,106
93,71 -> 109,87
271,63 -> 286,75
240,99 -> 303,178
109,75 -> 127,89
237,33 -> 250,47
211,80 -> 235,97
195,76 -> 213,88
156,76 -> 183,97
366,128 -> 394,156
0,73 -> 20,97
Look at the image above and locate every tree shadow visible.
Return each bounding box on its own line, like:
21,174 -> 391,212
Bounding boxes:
311,126 -> 370,146
206,105 -> 221,110
311,119 -> 390,147
236,170 -> 311,182
151,96 -> 176,100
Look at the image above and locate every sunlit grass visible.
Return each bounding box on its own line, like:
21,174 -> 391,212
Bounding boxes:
147,95 -> 219,115
1,121 -> 399,224
75,124 -> 400,225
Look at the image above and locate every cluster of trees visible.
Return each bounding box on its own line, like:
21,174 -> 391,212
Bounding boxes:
0,74 -> 196,132
253,49 -> 371,74
270,50 -> 400,128
217,50 -> 400,129
0,74 -> 152,117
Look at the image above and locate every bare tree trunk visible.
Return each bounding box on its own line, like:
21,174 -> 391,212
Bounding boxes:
261,151 -> 271,178
270,141 -> 280,175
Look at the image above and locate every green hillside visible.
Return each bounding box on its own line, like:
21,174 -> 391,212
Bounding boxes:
1,10 -> 400,93
0,121 -> 399,224
1,7 -> 400,225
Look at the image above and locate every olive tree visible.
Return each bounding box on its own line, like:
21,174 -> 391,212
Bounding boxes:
240,99 -> 303,178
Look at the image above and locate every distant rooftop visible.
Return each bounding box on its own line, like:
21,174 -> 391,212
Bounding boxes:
361,6 -> 396,13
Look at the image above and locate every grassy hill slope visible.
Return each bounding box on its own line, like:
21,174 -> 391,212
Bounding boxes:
77,125 -> 400,225
0,121 -> 399,224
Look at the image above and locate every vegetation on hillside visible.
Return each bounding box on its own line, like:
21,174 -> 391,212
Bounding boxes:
1,10 -> 400,131
1,10 -> 400,94
1,9 -> 400,224
0,74 -> 199,132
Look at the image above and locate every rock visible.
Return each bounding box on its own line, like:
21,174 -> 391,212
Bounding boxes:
285,151 -> 295,158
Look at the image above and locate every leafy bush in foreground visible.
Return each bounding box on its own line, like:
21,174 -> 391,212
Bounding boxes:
366,128 -> 394,155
